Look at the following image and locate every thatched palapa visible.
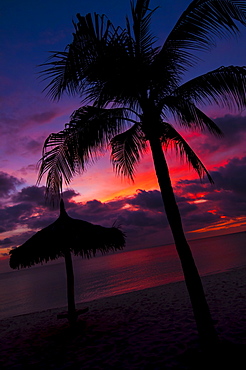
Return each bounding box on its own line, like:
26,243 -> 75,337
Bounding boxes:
9,200 -> 125,325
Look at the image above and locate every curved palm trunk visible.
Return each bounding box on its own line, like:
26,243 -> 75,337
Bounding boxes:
149,135 -> 218,348
64,249 -> 77,326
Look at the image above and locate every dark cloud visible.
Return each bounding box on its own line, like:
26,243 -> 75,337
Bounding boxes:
182,205 -> 220,232
0,186 -> 48,237
12,186 -> 77,207
0,97 -> 59,132
117,208 -> 165,228
1,153 -> 246,257
5,231 -> 36,250
175,195 -> 198,215
65,198 -> 120,227
62,189 -> 80,202
0,185 -> 81,241
29,111 -> 58,125
175,156 -> 246,220
18,164 -> 36,176
215,115 -> 246,145
0,171 -> 24,198
79,199 -> 109,215
65,191 -> 167,234
0,202 -> 33,233
12,185 -> 46,205
21,137 -> 43,154
129,189 -> 163,211
191,114 -> 246,155
178,156 -> 246,199
211,157 -> 246,194
127,189 -> 198,226
0,238 -> 12,247
3,134 -> 46,159
175,178 -> 211,195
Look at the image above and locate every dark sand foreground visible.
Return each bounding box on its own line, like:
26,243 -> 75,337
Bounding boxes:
1,267 -> 246,369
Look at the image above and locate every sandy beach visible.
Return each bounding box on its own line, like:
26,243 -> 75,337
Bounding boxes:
0,267 -> 246,369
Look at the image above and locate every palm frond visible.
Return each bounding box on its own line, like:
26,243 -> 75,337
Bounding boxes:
38,106 -> 135,199
110,122 -> 147,180
39,2 -> 158,107
174,66 -> 246,110
130,0 -> 158,56
39,51 -> 80,100
157,0 -> 246,77
69,106 -> 132,143
170,0 -> 246,49
162,96 -> 223,136
39,13 -> 119,101
37,129 -> 83,200
160,122 -> 213,183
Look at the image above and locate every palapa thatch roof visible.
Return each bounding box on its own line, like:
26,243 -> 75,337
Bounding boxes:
9,200 -> 125,269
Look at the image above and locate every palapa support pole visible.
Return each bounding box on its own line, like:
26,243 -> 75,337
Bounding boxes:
10,198 -> 124,327
64,248 -> 77,326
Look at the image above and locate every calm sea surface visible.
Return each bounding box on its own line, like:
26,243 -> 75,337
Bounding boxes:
0,232 -> 246,319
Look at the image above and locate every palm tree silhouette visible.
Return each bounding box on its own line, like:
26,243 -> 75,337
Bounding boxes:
38,0 -> 246,347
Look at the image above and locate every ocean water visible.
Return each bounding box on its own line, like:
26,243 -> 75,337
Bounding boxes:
0,232 -> 246,319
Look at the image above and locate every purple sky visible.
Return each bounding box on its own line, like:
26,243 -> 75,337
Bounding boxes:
1,0 -> 246,262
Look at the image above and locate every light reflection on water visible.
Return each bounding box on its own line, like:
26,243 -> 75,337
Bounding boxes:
190,232 -> 246,274
74,246 -> 183,303
0,232 -> 246,319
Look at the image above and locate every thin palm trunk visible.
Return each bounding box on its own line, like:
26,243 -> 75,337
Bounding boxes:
149,135 -> 218,348
64,249 -> 77,326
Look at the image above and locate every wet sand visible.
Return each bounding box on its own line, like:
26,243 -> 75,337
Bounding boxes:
0,267 -> 246,369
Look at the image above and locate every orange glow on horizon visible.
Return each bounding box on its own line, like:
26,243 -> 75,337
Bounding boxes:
185,192 -> 208,204
96,170 -> 159,203
189,216 -> 246,234
0,256 -> 9,261
189,192 -> 207,199
120,203 -> 139,211
192,199 -> 208,204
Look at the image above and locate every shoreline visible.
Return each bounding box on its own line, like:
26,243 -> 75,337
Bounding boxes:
0,264 -> 241,321
0,265 -> 242,319
1,266 -> 246,368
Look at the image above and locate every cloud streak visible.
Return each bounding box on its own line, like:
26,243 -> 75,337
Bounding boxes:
0,1 -> 246,267
1,152 -> 246,258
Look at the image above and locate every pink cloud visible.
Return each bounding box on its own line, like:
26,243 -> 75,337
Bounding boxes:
1,152 -> 246,258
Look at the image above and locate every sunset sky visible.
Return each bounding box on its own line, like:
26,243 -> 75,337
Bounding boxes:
1,0 -> 246,261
